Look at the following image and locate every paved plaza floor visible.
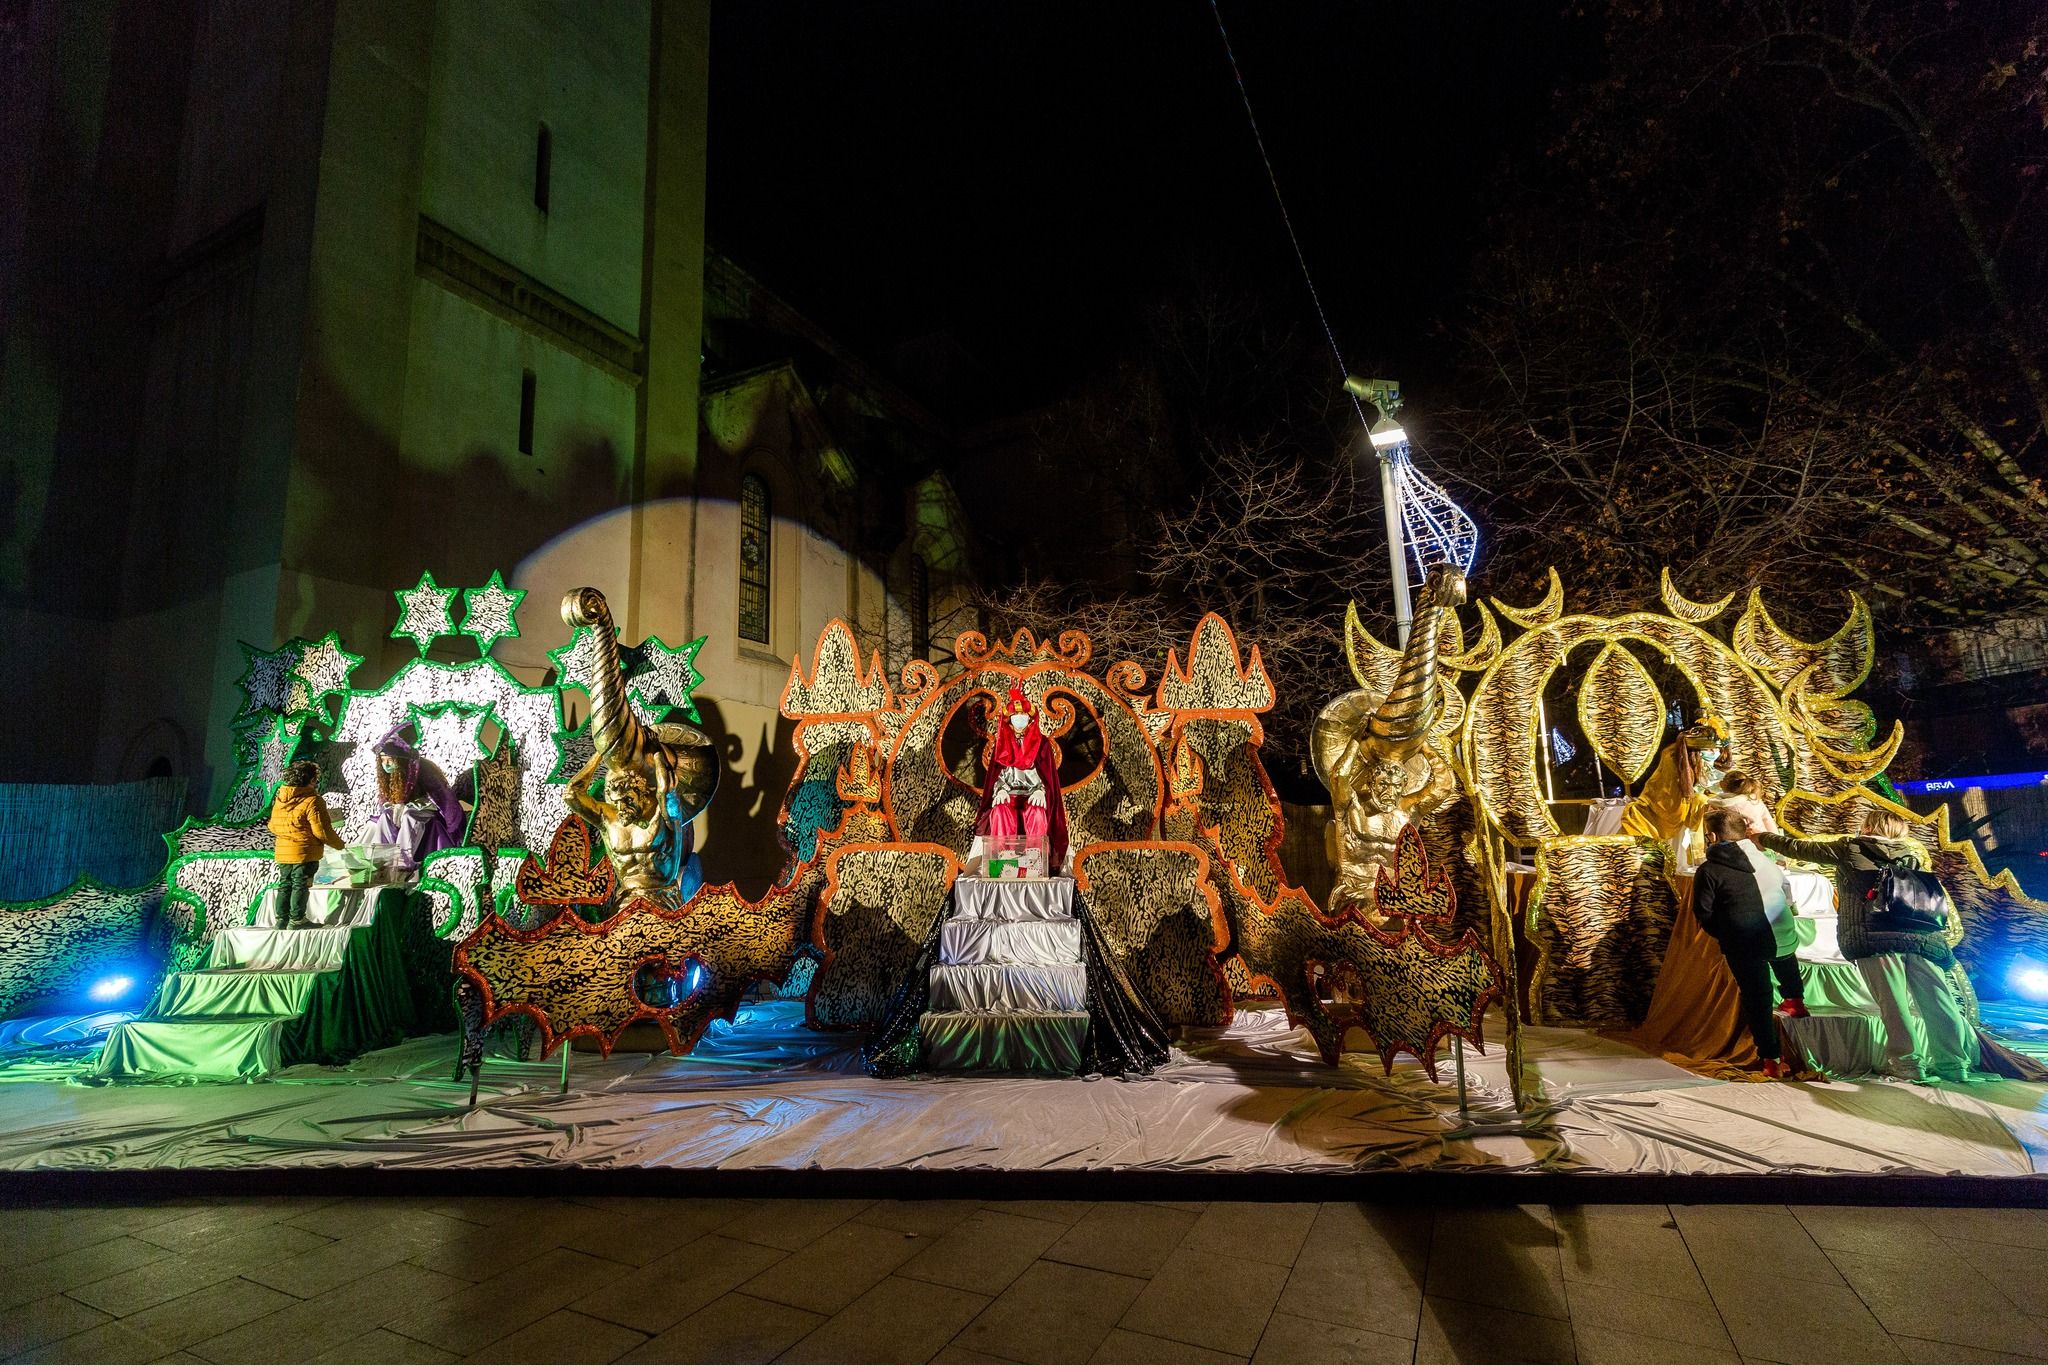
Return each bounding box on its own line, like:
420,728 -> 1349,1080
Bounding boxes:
3,1193 -> 2046,1364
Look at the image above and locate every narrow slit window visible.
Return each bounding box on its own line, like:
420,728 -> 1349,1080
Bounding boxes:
533,123 -> 552,214
738,473 -> 771,644
518,370 -> 536,455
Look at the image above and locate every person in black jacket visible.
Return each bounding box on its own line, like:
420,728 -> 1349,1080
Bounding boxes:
1694,807 -> 1799,1077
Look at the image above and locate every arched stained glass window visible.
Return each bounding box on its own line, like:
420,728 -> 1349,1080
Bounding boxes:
739,473 -> 771,644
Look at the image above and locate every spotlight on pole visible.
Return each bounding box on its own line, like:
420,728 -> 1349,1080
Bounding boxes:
1339,374 -> 1480,647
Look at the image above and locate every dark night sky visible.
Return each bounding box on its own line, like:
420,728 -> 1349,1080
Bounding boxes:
707,1 -> 1595,419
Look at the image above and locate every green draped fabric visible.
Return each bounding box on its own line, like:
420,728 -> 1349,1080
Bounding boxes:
92,887 -> 416,1081
93,1019 -> 282,1081
279,887 -> 418,1067
154,969 -> 317,1019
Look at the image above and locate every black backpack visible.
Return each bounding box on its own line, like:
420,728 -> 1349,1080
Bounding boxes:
1865,852 -> 1949,935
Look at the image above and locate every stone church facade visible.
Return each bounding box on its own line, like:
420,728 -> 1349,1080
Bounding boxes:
0,0 -> 977,891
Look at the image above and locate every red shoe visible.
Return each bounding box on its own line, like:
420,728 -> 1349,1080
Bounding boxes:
1775,1001 -> 1810,1019
1761,1059 -> 1790,1079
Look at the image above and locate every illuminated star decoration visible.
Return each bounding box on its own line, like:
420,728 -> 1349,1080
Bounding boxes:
234,641 -> 303,720
459,571 -> 526,656
391,571 -> 458,656
256,714 -> 308,799
624,635 -> 706,724
547,625 -> 611,701
549,718 -> 597,784
290,632 -> 364,721
408,702 -> 495,780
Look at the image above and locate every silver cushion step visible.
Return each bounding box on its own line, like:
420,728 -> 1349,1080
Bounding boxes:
920,1010 -> 1088,1074
938,919 -> 1082,968
929,963 -> 1086,1013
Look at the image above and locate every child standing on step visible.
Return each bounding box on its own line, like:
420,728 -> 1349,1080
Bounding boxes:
268,759 -> 344,929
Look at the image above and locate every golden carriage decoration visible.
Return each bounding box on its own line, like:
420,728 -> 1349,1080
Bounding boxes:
1333,566 -> 2048,1031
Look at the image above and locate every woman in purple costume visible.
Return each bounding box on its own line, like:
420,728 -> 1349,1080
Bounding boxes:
370,730 -> 466,873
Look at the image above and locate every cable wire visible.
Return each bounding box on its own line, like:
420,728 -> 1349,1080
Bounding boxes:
1208,0 -> 1372,430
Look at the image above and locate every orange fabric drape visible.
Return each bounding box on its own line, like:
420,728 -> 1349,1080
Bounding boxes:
1608,878 -> 1757,1076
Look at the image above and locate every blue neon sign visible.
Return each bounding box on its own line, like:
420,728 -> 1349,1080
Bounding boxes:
1895,771 -> 2048,795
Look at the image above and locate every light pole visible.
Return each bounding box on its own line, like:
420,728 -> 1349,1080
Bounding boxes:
1346,376 -> 1414,646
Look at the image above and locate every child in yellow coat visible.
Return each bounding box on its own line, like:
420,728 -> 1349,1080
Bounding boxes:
268,760 -> 344,928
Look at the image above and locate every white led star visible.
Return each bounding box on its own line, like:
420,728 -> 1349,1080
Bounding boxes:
625,634 -> 705,722
547,625 -> 610,699
256,715 -> 307,796
234,641 -> 302,718
408,702 -> 493,779
459,571 -> 526,655
290,632 -> 363,719
391,571 -> 457,656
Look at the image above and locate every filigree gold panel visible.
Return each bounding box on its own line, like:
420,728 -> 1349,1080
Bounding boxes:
1156,614 -> 1276,716
1074,843 -> 1231,1026
454,856 -> 827,1056
1219,826 -> 1501,1077
515,818 -> 615,908
806,845 -> 960,1030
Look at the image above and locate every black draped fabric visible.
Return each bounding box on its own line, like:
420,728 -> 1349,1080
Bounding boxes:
1075,885 -> 1172,1076
862,889 -> 953,1078
861,881 -> 1171,1078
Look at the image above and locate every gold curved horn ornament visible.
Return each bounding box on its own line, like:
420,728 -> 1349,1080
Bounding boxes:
559,588 -> 719,908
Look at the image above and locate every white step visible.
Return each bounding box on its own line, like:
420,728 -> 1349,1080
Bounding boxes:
939,919 -> 1082,968
249,885 -> 382,928
929,963 -> 1086,1013
953,876 -> 1075,923
209,925 -> 357,973
921,1010 -> 1088,1074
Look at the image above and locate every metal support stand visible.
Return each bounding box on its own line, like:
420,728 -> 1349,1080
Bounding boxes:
1453,1036 -> 1470,1120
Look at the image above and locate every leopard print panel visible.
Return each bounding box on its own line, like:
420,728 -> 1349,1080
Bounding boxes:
806,845 -> 960,1030
1525,835 -> 1678,1027
0,881 -> 165,1018
1073,843 -> 1231,1027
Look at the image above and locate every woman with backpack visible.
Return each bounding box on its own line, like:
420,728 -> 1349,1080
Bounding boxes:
1753,810 -> 1978,1083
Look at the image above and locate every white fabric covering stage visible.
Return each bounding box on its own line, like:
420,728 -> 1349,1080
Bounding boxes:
4,1001 -> 2048,1180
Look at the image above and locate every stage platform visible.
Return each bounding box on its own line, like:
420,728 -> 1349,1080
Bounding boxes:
3,1002 -> 2048,1188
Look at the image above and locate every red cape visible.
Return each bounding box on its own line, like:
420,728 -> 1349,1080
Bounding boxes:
975,731 -> 1069,869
